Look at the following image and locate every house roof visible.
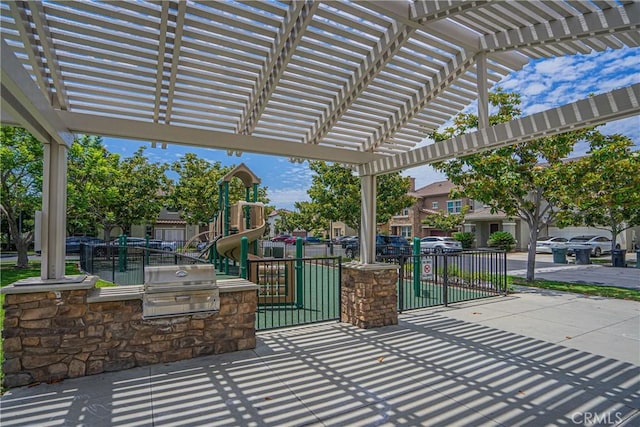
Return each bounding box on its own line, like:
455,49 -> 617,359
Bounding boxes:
412,180 -> 456,198
464,207 -> 510,221
1,1 -> 638,173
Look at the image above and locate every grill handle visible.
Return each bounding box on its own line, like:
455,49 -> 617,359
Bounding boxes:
175,295 -> 192,302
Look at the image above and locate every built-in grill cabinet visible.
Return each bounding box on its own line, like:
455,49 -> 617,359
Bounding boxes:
143,264 -> 219,319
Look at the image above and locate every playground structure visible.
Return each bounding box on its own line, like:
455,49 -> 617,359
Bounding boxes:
180,163 -> 300,306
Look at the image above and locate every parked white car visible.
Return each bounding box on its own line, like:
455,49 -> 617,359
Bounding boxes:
420,236 -> 462,253
534,236 -> 568,254
566,235 -> 613,257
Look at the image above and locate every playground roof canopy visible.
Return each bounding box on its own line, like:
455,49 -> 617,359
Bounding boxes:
1,0 -> 639,173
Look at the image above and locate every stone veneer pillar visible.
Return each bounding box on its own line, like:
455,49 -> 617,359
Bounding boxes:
341,262 -> 398,329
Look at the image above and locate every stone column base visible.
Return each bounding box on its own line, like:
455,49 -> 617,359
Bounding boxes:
341,262 -> 398,329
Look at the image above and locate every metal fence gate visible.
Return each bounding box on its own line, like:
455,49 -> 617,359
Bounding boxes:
386,250 -> 508,312
249,256 -> 342,330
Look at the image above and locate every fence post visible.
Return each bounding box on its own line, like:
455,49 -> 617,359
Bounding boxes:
503,250 -> 508,295
412,237 -> 421,298
118,234 -> 127,272
145,234 -> 150,266
398,255 -> 405,313
240,236 -> 248,279
443,254 -> 448,307
111,244 -> 116,283
295,237 -> 303,308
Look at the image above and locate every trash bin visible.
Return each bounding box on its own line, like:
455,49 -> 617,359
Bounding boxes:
636,249 -> 640,269
552,247 -> 567,264
612,249 -> 626,268
574,247 -> 591,265
271,246 -> 284,259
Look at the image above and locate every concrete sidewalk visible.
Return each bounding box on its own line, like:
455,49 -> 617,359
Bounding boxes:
2,291 -> 638,426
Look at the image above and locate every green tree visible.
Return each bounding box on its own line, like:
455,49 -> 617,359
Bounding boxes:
113,147 -> 170,234
274,210 -> 293,235
67,135 -> 120,237
422,206 -> 469,232
168,154 -> 269,227
0,126 -> 42,268
289,201 -> 329,236
432,88 -> 595,282
307,161 -> 414,232
554,134 -> 640,255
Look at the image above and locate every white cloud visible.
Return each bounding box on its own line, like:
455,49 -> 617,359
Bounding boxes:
267,188 -> 310,211
522,103 -> 554,115
521,82 -> 547,97
402,165 -> 447,189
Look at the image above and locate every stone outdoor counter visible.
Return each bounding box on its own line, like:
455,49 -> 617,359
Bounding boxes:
1,276 -> 257,389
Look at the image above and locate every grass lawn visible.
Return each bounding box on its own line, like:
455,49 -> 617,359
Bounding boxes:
511,277 -> 640,301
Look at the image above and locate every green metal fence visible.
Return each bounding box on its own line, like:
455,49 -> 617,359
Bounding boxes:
79,242 -> 208,285
382,250 -> 508,312
249,256 -> 342,330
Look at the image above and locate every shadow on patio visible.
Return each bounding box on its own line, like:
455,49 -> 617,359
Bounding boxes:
2,295 -> 639,426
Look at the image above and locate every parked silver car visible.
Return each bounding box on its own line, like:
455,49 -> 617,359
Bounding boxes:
566,235 -> 613,257
420,236 -> 462,253
534,236 -> 568,254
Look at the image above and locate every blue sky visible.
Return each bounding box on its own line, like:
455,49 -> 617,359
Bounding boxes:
104,47 -> 640,210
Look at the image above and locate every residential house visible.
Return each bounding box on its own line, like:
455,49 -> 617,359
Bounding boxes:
266,209 -> 290,238
390,178 -> 637,251
387,179 -> 473,240
130,208 -> 199,243
461,201 -> 526,250
329,221 -> 357,240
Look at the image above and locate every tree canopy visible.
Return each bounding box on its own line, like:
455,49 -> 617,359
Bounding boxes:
306,161 -> 414,232
112,147 -> 171,234
68,142 -> 170,239
67,135 -> 121,237
0,126 -> 43,268
432,88 -> 597,282
554,133 -> 640,251
422,206 -> 469,232
167,153 -> 270,226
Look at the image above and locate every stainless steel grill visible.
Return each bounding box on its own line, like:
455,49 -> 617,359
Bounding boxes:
143,264 -> 219,319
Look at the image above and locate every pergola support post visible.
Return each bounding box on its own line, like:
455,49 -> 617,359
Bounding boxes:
477,51 -> 489,130
359,174 -> 377,264
40,140 -> 68,280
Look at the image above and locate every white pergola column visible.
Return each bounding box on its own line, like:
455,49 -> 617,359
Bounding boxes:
360,174 -> 377,264
41,140 -> 68,280
477,51 -> 489,130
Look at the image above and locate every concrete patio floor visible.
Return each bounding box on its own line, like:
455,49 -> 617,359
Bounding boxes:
1,290 -> 638,426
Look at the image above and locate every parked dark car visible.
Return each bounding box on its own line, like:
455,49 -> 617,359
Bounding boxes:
340,235 -> 359,248
344,235 -> 410,259
65,236 -> 104,254
109,237 -> 177,251
303,236 -> 323,245
271,234 -> 292,242
282,236 -> 322,245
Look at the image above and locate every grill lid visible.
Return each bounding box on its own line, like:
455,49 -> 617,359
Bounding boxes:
144,264 -> 217,293
143,264 -> 219,318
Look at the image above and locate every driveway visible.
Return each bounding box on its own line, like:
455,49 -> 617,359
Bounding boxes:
508,252 -> 640,290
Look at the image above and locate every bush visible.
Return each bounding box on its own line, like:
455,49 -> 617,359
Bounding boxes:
453,232 -> 474,249
487,231 -> 516,251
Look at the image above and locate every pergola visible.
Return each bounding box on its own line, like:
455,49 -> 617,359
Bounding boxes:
1,0 -> 639,280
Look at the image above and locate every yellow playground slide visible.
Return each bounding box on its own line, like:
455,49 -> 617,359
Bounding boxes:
216,221 -> 266,261
215,201 -> 266,261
